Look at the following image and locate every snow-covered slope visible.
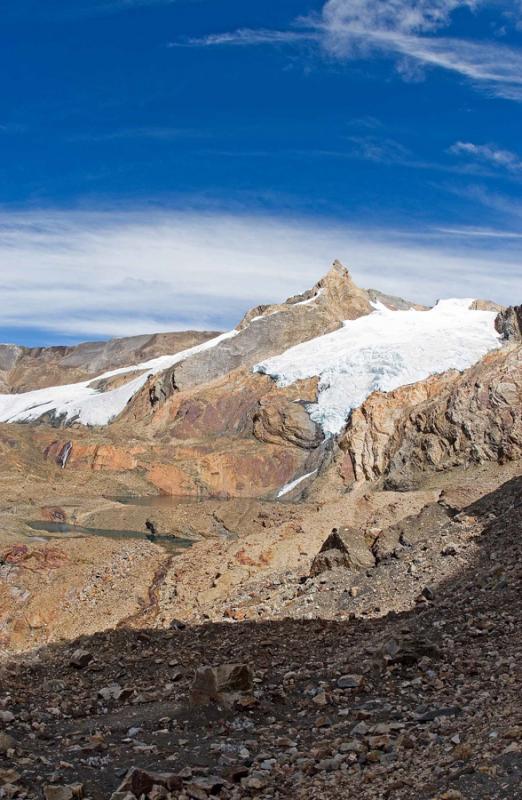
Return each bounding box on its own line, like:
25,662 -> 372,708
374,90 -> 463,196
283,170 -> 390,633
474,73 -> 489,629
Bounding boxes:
254,299 -> 502,436
0,296 -> 503,433
0,330 -> 237,426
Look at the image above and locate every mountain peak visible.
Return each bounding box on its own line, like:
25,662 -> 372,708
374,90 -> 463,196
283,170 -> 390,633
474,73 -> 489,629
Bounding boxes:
313,260 -> 373,320
317,259 -> 352,287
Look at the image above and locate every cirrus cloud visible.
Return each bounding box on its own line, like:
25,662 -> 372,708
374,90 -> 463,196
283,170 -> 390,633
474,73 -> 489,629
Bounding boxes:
178,0 -> 522,101
0,209 -> 520,344
449,141 -> 522,171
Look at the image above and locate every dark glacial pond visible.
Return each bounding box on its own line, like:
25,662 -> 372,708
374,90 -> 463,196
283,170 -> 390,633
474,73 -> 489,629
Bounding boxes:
103,495 -> 210,507
26,521 -> 194,553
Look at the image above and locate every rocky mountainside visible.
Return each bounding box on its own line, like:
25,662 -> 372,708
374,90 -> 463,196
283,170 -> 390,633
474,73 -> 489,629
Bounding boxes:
0,263 -> 507,499
0,330 -> 218,393
0,263 -> 520,800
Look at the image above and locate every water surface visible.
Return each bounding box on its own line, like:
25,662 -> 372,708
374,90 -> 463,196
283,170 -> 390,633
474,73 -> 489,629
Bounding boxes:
27,520 -> 194,553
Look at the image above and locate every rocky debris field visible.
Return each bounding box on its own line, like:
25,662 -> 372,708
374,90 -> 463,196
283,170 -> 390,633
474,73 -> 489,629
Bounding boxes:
0,475 -> 520,800
157,463 -> 520,630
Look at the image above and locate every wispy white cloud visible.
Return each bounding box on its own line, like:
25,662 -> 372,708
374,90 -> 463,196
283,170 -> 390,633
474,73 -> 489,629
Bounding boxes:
345,135 -> 412,164
319,0 -> 479,46
70,127 -> 203,143
0,209 -> 519,342
449,141 -> 522,171
328,30 -> 522,100
181,1 -> 522,101
319,0 -> 522,99
436,225 -> 522,238
170,29 -> 317,48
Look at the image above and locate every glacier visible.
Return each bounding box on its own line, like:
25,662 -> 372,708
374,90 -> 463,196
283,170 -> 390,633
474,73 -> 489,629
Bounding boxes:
254,299 -> 502,436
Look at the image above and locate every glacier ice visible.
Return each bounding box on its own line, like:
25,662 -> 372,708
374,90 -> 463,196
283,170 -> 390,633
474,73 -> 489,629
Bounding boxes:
254,299 -> 502,436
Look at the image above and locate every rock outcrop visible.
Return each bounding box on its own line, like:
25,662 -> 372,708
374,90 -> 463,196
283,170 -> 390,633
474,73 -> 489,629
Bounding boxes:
253,393 -> 323,450
310,527 -> 376,576
341,343 -> 522,488
495,304 -> 522,341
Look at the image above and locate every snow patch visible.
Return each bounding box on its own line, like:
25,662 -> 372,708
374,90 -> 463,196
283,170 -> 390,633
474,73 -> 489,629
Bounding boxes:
249,310 -> 281,323
0,329 -> 238,426
277,470 -> 318,498
255,299 -> 502,436
292,288 -> 324,307
249,289 -> 323,323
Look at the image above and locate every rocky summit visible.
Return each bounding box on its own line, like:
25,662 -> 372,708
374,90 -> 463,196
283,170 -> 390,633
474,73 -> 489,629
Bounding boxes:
0,263 -> 520,800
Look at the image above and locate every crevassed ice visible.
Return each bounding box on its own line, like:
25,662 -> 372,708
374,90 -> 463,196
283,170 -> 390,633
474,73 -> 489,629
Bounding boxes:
254,299 -> 502,436
0,329 -> 238,426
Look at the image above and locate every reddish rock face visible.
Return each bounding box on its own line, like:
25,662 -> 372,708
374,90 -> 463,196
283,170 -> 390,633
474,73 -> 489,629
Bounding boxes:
163,372 -> 267,440
147,444 -> 303,498
339,451 -> 356,485
43,440 -> 140,472
146,463 -> 200,496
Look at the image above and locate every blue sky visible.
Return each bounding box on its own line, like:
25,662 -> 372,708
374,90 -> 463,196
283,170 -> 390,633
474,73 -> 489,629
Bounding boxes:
1,0 -> 522,344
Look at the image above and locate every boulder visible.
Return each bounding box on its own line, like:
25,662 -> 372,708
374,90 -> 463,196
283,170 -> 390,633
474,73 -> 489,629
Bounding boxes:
69,648 -> 93,669
43,786 -> 83,800
0,732 -> 16,754
310,549 -> 352,575
378,635 -> 441,667
190,663 -> 253,705
116,768 -> 182,796
310,527 -> 375,576
98,683 -> 133,702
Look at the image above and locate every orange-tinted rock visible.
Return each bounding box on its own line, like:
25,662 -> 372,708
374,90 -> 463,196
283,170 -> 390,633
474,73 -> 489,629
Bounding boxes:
146,463 -> 200,496
147,444 -> 303,498
90,445 -> 139,471
43,440 -> 140,471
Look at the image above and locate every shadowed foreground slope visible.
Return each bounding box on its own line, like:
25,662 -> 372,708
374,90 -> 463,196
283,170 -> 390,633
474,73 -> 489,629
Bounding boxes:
0,477 -> 520,800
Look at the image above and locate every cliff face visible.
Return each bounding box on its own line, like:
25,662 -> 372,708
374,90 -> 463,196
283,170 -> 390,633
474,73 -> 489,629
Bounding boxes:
495,304 -> 522,341
340,340 -> 522,489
